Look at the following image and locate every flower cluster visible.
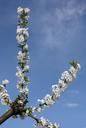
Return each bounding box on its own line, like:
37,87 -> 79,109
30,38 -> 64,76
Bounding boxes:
16,7 -> 30,103
35,117 -> 60,128
25,108 -> 60,128
32,61 -> 80,112
0,80 -> 11,105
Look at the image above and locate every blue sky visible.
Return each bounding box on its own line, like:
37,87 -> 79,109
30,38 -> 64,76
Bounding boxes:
0,0 -> 86,128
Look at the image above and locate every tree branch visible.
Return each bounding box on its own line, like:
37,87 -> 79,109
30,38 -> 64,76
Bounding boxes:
0,108 -> 14,125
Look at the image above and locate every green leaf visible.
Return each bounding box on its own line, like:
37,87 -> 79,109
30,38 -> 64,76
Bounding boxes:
69,60 -> 78,68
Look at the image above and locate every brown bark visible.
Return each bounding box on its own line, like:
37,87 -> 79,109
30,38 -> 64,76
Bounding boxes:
0,107 -> 38,125
0,108 -> 14,125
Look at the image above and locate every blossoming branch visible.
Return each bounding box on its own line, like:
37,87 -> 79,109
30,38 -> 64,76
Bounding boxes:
0,7 -> 80,128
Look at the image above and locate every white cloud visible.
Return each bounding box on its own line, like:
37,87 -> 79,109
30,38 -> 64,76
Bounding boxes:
55,1 -> 86,22
65,102 -> 79,108
67,90 -> 79,95
38,0 -> 86,50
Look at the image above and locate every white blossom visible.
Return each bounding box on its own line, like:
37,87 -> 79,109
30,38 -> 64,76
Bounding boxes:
69,66 -> 77,78
39,117 -> 47,126
23,65 -> 29,72
2,79 -> 9,85
25,109 -> 29,115
52,84 -> 61,100
44,94 -> 55,106
16,70 -> 24,80
16,34 -> 25,44
17,51 -> 28,63
36,107 -> 42,112
61,71 -> 73,82
23,44 -> 29,52
16,27 -> 28,33
0,84 -> 11,105
32,107 -> 36,112
17,7 -> 23,14
37,99 -> 45,104
52,84 -> 60,94
19,87 -> 29,95
58,79 -> 67,91
76,63 -> 81,70
35,117 -> 60,128
17,7 -> 30,15
16,27 -> 29,38
24,8 -> 30,13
